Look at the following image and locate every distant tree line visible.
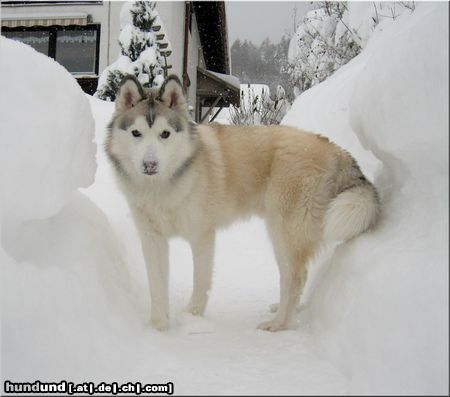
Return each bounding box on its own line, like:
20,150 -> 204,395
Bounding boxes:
230,36 -> 294,101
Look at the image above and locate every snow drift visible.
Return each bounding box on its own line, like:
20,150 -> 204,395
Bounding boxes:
0,38 -> 133,384
283,3 -> 448,394
0,37 -> 95,228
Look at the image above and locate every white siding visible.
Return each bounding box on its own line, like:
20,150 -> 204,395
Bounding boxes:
154,1 -> 184,78
108,1 -> 125,64
155,2 -> 202,108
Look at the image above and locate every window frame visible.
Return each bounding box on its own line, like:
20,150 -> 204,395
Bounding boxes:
2,24 -> 101,76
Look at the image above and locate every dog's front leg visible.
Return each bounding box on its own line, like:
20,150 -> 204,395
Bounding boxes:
187,230 -> 215,315
139,228 -> 170,331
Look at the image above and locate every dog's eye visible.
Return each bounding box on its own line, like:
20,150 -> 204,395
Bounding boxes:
131,129 -> 142,138
160,130 -> 171,139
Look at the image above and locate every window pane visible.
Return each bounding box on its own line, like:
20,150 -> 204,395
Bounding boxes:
55,29 -> 97,75
2,30 -> 49,55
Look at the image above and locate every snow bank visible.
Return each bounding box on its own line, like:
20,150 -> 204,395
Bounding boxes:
282,54 -> 380,180
0,37 -> 96,228
283,3 -> 448,394
0,39 -> 131,385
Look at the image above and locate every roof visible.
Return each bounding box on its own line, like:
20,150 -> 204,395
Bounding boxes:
209,70 -> 240,90
197,67 -> 240,108
192,1 -> 230,75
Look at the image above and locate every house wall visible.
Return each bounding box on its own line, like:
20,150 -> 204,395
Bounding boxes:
155,1 -> 203,110
108,1 -> 125,66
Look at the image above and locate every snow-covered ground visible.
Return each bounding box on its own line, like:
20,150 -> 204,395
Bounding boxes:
1,2 -> 448,395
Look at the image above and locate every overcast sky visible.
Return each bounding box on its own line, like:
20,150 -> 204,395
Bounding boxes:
226,1 -> 311,45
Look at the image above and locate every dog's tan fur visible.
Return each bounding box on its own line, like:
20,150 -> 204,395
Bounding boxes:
106,75 -> 380,331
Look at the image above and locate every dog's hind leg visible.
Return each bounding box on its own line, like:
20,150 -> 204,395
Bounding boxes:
258,242 -> 313,332
266,223 -> 304,315
187,230 -> 215,315
259,203 -> 320,331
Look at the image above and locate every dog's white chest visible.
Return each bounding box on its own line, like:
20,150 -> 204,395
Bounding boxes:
130,182 -> 200,239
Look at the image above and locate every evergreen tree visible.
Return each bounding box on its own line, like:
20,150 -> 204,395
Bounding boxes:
96,1 -> 166,101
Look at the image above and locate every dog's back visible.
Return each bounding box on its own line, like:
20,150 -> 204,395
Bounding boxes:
197,123 -> 380,243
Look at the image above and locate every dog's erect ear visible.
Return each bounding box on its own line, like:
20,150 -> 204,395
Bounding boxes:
159,75 -> 187,112
116,75 -> 144,112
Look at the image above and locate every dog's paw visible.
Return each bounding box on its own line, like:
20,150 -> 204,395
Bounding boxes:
257,319 -> 288,332
150,315 -> 169,331
186,299 -> 206,316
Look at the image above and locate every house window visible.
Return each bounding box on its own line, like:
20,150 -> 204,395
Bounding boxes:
55,28 -> 98,74
2,24 -> 100,93
2,30 -> 50,55
2,25 -> 100,76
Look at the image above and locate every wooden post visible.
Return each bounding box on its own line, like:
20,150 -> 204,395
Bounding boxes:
182,1 -> 191,92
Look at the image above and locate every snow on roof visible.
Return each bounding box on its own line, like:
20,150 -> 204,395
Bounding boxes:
208,70 -> 240,90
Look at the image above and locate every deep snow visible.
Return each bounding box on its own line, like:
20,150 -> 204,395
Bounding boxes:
1,2 -> 448,395
283,3 -> 448,394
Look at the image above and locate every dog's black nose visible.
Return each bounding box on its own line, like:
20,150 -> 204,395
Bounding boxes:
143,160 -> 158,175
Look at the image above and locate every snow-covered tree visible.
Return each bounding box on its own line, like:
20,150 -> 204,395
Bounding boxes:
286,1 -> 416,95
95,1 -> 168,101
286,2 -> 361,94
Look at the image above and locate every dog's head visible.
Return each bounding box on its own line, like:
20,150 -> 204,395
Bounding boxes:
105,75 -> 198,182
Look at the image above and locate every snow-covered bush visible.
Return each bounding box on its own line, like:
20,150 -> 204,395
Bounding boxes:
229,84 -> 290,125
287,1 -> 416,94
95,1 -> 166,101
287,3 -> 361,93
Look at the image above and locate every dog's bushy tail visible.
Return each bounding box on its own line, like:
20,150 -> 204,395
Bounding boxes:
323,175 -> 380,243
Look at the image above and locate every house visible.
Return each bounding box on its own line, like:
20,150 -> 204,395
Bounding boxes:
1,0 -> 239,122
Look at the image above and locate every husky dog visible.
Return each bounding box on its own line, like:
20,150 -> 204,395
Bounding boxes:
105,74 -> 380,332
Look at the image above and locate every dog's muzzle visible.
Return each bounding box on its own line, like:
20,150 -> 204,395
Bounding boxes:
142,160 -> 158,175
